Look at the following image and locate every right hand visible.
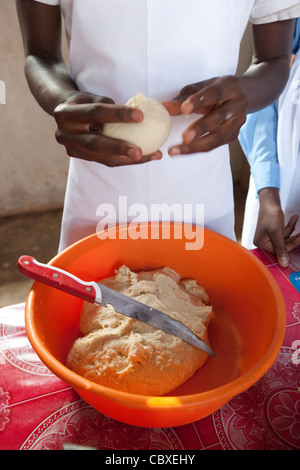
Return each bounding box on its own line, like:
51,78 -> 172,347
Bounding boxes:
54,92 -> 162,166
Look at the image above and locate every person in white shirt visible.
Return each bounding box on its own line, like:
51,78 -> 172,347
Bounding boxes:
239,18 -> 300,266
16,0 -> 300,251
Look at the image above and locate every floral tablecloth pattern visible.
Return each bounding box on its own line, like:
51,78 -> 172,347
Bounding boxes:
0,248 -> 299,450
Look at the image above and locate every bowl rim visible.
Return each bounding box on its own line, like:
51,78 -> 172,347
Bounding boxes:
24,224 -> 286,410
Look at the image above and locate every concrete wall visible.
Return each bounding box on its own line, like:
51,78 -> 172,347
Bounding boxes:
0,0 -> 69,217
0,1 -> 252,218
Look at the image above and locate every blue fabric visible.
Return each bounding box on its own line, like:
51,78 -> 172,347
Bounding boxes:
239,104 -> 280,193
292,17 -> 300,54
238,18 -> 299,194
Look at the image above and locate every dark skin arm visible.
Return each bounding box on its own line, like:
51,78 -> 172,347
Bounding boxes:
16,0 -> 295,164
16,0 -> 161,166
163,19 -> 295,155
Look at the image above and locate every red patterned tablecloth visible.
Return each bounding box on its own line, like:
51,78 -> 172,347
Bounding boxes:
0,249 -> 299,451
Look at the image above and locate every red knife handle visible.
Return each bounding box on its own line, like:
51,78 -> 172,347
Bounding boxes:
17,255 -> 101,303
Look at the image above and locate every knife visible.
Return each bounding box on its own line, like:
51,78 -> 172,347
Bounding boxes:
290,272 -> 300,293
17,255 -> 215,356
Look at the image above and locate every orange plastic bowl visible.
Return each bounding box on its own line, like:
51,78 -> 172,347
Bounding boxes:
25,223 -> 286,428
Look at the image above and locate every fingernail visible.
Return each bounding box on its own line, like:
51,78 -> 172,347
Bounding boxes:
182,101 -> 194,116
280,256 -> 289,267
150,151 -> 162,161
128,147 -> 142,160
169,147 -> 181,156
183,129 -> 196,144
131,109 -> 143,122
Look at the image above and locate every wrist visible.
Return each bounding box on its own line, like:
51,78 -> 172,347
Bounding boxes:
258,188 -> 283,218
25,55 -> 80,116
258,187 -> 281,205
238,56 -> 290,113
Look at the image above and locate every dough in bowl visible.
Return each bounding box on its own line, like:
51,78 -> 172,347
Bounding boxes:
102,93 -> 171,155
66,266 -> 214,396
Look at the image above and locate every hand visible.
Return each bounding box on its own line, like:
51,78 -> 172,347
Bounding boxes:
254,188 -> 300,267
54,92 -> 162,166
162,76 -> 248,155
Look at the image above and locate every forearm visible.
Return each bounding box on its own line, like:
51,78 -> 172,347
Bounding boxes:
239,56 -> 290,113
24,55 -> 79,116
16,0 -> 77,116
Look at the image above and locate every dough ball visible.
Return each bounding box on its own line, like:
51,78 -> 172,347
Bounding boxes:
102,93 -> 171,155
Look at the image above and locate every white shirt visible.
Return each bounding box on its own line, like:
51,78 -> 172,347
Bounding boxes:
32,0 -> 300,250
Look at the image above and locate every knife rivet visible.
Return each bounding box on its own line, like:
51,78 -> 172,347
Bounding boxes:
86,287 -> 91,291
24,261 -> 30,265
53,273 -> 58,278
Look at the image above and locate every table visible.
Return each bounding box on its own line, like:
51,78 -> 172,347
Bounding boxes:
0,248 -> 299,451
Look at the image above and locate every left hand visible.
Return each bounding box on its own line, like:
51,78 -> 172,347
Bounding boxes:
162,76 -> 248,155
254,213 -> 300,268
254,188 -> 300,267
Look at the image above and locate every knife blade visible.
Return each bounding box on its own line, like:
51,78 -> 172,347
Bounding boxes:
17,255 -> 215,356
290,272 -> 300,293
